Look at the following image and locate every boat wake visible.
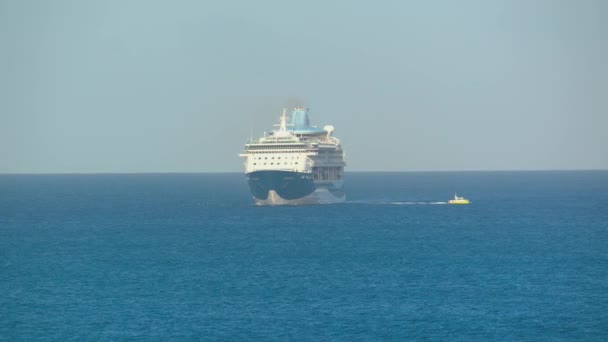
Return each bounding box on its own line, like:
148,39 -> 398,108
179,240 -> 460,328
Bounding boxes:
347,200 -> 447,205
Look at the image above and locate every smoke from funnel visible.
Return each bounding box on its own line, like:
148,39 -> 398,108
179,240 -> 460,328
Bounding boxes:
284,97 -> 306,110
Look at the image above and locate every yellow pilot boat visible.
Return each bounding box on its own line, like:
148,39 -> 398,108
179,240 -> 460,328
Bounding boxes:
448,194 -> 470,205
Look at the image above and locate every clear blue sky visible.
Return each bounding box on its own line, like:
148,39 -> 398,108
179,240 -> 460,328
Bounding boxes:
1,0 -> 606,173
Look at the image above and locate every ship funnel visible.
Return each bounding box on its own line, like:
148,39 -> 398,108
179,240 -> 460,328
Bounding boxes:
291,107 -> 310,130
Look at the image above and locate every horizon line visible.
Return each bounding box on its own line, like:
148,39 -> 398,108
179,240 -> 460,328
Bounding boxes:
1,168 -> 607,176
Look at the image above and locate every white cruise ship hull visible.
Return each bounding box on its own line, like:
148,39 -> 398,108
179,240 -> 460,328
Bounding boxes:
240,107 -> 346,206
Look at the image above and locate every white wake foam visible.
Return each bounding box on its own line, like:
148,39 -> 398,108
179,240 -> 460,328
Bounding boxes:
347,200 -> 448,205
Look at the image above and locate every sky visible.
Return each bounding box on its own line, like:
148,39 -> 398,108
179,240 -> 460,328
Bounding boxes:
1,0 -> 607,173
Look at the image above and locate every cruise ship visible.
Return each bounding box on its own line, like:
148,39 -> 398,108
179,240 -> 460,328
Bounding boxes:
240,107 -> 346,205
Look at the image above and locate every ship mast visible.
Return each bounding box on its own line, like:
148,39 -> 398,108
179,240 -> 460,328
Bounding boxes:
279,108 -> 287,133
273,108 -> 292,139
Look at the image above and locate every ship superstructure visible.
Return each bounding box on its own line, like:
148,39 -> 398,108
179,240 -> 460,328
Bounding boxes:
240,107 -> 346,205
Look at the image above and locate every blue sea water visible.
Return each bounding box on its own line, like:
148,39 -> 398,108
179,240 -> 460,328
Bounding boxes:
1,171 -> 607,341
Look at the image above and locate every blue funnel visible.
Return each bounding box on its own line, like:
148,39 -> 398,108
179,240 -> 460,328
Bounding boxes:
290,108 -> 310,130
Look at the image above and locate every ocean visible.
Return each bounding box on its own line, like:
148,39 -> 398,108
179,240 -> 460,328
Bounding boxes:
1,171 -> 607,340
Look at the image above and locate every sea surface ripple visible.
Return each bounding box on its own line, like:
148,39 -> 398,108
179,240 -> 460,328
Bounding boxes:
1,171 -> 607,340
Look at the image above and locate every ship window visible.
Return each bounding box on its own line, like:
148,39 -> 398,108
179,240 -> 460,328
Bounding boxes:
253,163 -> 257,165
271,162 -> 274,165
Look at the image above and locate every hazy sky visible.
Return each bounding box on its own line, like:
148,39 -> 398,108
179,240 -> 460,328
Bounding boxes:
1,0 -> 607,173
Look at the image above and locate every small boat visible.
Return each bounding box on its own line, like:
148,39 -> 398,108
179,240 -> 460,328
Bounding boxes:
448,193 -> 470,204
